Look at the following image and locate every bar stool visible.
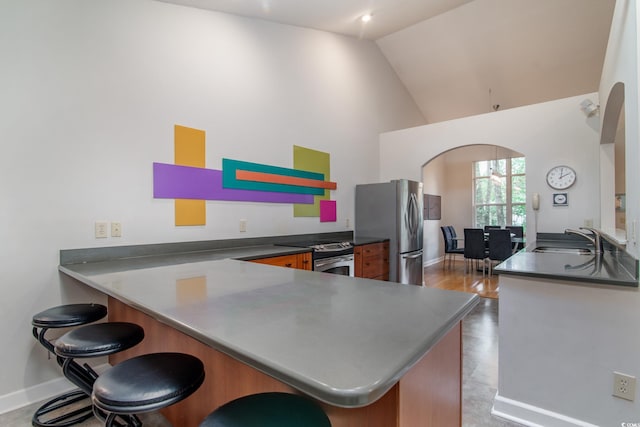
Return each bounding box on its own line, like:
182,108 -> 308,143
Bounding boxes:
199,392 -> 331,427
91,352 -> 205,427
54,322 -> 145,425
31,303 -> 108,427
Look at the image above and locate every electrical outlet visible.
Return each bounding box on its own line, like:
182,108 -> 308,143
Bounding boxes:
346,218 -> 350,228
239,219 -> 247,232
95,221 -> 108,238
111,222 -> 122,237
613,372 -> 636,401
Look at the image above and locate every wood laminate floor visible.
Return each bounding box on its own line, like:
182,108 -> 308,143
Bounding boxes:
425,258 -> 500,299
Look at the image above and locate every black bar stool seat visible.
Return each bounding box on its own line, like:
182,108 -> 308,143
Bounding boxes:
55,322 -> 145,360
199,392 -> 331,427
31,303 -> 108,427
92,352 -> 205,427
54,322 -> 145,395
32,304 -> 108,350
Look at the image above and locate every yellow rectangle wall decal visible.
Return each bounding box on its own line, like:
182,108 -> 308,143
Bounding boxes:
174,125 -> 206,225
175,125 -> 205,167
293,145 -> 330,217
175,199 -> 205,226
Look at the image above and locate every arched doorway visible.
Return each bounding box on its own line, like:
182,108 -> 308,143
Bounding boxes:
421,144 -> 526,266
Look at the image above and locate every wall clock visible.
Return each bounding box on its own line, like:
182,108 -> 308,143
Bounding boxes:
546,165 -> 576,190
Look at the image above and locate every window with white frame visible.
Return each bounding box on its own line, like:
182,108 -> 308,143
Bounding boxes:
473,156 -> 526,232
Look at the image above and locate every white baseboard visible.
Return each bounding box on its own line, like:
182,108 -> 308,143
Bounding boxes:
492,392 -> 599,427
423,256 -> 444,267
0,363 -> 110,415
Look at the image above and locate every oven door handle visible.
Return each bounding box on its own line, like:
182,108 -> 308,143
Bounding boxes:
315,246 -> 353,252
314,256 -> 353,268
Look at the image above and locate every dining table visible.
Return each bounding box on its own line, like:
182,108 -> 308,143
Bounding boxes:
455,233 -> 526,254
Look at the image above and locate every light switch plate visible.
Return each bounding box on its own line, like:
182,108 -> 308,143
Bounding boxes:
95,221 -> 108,238
111,222 -> 122,237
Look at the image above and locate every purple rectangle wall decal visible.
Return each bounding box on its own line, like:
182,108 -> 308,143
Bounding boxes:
153,163 -> 314,204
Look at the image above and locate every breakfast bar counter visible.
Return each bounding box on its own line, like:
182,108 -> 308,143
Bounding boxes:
60,255 -> 478,426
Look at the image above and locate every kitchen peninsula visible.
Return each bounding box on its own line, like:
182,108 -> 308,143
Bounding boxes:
493,234 -> 639,426
59,239 -> 478,427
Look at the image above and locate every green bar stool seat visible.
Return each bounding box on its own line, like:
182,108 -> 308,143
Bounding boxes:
199,392 -> 331,427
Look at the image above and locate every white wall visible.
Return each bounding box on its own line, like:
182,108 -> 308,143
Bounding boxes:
599,0 -> 640,258
421,155 -> 446,264
496,276 -> 640,426
380,93 -> 602,235
0,0 -> 424,406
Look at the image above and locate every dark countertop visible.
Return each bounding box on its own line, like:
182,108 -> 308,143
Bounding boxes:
59,233 -> 391,276
352,236 -> 389,246
61,244 -> 312,275
59,250 -> 477,408
495,235 -> 638,287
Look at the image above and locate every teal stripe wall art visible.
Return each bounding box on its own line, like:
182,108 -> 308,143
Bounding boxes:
221,158 -> 325,195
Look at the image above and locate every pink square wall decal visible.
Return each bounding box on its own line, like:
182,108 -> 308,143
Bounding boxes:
319,200 -> 337,222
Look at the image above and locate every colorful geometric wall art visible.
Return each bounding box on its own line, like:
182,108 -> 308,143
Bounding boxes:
293,145 -> 331,218
153,125 -> 338,225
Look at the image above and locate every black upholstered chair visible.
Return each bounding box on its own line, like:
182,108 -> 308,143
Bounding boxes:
199,392 -> 331,427
506,225 -> 525,250
91,352 -> 205,427
441,226 -> 464,269
488,229 -> 513,276
463,228 -> 488,276
31,303 -> 108,427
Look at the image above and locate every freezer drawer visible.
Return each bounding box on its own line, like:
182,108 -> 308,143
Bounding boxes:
398,250 -> 424,286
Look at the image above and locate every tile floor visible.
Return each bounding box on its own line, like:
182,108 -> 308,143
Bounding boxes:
2,298 -> 519,426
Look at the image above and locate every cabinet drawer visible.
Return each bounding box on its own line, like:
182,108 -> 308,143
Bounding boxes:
362,259 -> 387,278
251,254 -> 299,269
355,242 -> 389,280
360,243 -> 386,258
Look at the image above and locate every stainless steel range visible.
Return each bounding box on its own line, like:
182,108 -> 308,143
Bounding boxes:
282,240 -> 354,276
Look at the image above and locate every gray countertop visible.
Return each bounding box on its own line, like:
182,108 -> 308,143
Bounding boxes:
495,237 -> 638,287
59,255 -> 477,408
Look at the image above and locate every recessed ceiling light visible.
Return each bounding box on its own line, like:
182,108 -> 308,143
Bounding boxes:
361,14 -> 372,23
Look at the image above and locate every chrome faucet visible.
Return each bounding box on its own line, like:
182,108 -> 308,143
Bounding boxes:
564,227 -> 603,255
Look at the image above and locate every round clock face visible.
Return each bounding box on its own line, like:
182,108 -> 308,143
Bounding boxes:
546,166 -> 576,190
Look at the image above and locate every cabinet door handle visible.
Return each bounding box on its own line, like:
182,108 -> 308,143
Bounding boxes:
285,263 -> 293,267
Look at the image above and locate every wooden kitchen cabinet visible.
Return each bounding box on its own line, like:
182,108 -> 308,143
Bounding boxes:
355,241 -> 389,281
250,252 -> 312,270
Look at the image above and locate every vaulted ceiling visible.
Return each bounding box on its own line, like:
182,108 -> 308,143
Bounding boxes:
155,0 -> 616,123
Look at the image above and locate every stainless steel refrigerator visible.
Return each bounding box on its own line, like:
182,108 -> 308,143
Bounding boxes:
355,179 -> 424,285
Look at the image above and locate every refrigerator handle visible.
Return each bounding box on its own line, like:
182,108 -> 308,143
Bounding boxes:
407,193 -> 419,237
402,252 -> 423,259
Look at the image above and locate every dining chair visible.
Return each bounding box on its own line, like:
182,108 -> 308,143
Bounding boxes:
484,225 -> 502,232
441,226 -> 464,269
506,225 -> 524,250
463,228 -> 488,276
488,229 -> 513,276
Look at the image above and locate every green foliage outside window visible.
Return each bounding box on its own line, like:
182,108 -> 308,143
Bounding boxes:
473,156 -> 526,233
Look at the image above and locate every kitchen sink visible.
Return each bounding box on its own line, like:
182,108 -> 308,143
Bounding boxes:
533,247 -> 593,255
